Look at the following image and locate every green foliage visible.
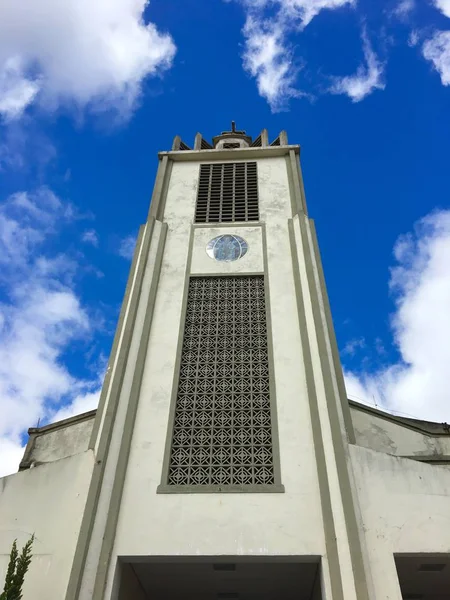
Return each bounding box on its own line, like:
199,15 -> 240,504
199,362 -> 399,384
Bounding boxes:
0,535 -> 34,600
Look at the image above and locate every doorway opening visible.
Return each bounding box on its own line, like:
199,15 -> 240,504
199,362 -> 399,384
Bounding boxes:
395,554 -> 450,600
116,556 -> 322,600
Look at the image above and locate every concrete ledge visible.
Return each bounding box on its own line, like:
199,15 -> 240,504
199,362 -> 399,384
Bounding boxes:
157,484 -> 285,494
20,409 -> 97,471
159,145 -> 301,163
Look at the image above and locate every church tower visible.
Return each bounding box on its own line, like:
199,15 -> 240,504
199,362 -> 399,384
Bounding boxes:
61,123 -> 372,600
4,124 -> 450,600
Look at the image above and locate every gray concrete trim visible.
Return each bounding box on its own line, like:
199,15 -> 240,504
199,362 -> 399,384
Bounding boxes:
194,133 -> 202,151
279,131 -> 288,145
89,227 -> 145,449
190,271 -> 265,278
148,156 -> 169,221
295,155 -> 309,216
172,135 -> 181,151
349,400 -> 450,437
93,223 -> 168,600
310,221 -> 355,444
261,222 -> 284,489
65,220 -> 155,600
299,215 -> 370,600
157,484 -> 285,494
289,150 -> 305,215
287,218 -> 345,600
160,145 -> 300,163
29,410 -> 96,435
155,159 -> 173,221
401,455 -> 450,464
158,225 -> 195,491
19,432 -> 38,471
285,155 -> 300,217
261,129 -> 269,147
192,221 -> 263,229
121,555 -> 321,564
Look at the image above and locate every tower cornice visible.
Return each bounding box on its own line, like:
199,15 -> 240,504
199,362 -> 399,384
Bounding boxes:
159,144 -> 300,162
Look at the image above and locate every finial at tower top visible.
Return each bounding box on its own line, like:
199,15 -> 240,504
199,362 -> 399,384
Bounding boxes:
220,121 -> 247,137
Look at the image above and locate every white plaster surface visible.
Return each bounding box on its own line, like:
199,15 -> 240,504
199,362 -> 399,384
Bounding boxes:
350,445 -> 450,599
27,417 -> 94,466
0,451 -> 94,600
191,225 -> 263,274
351,406 -> 450,458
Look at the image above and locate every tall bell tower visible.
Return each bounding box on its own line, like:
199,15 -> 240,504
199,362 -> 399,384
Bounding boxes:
65,125 -> 372,600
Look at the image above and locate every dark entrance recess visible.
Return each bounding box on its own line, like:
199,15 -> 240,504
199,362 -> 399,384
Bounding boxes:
116,557 -> 322,600
395,554 -> 450,600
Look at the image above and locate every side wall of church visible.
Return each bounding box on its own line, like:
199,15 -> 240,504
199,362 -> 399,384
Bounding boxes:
350,445 -> 450,599
0,450 -> 94,600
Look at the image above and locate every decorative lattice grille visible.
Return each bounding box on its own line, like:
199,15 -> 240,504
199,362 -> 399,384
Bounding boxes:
167,276 -> 274,488
195,162 -> 259,223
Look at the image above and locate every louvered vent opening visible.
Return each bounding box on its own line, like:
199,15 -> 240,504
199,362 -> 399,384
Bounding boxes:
250,135 -> 262,147
166,276 -> 275,489
201,138 -> 213,149
270,137 -> 280,146
223,143 -> 241,149
195,162 -> 259,223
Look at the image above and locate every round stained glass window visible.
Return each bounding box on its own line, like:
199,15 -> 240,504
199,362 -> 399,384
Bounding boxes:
206,234 -> 248,262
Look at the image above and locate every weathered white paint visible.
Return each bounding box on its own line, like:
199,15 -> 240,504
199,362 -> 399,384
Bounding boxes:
351,406 -> 450,458
350,445 -> 450,599
0,451 -> 94,600
24,415 -> 94,467
191,225 -> 263,274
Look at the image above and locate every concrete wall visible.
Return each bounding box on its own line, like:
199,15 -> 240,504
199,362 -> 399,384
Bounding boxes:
104,156 -> 326,597
350,445 -> 450,599
20,411 -> 96,469
0,450 -> 94,600
351,405 -> 450,459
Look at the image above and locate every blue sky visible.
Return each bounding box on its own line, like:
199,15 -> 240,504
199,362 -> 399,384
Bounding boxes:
0,0 -> 450,475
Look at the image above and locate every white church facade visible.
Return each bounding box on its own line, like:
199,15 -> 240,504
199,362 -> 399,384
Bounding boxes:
1,125 -> 450,600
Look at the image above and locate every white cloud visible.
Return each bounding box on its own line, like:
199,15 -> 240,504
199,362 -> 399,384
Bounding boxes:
236,0 -> 358,109
392,0 -> 415,20
408,29 -> 420,47
422,31 -> 450,86
241,0 -> 355,29
329,29 -> 385,102
345,210 -> 450,423
0,0 -> 176,120
341,337 -> 366,357
51,390 -> 100,423
82,229 -> 99,247
118,234 -> 137,260
0,57 -> 40,120
433,0 -> 450,18
242,16 -> 302,111
0,188 -> 101,477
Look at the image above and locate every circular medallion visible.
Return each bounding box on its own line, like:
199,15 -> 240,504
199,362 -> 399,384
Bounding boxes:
206,234 -> 248,262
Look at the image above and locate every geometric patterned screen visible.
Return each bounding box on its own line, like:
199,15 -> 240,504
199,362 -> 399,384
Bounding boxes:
195,162 -> 259,224
166,275 -> 275,488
